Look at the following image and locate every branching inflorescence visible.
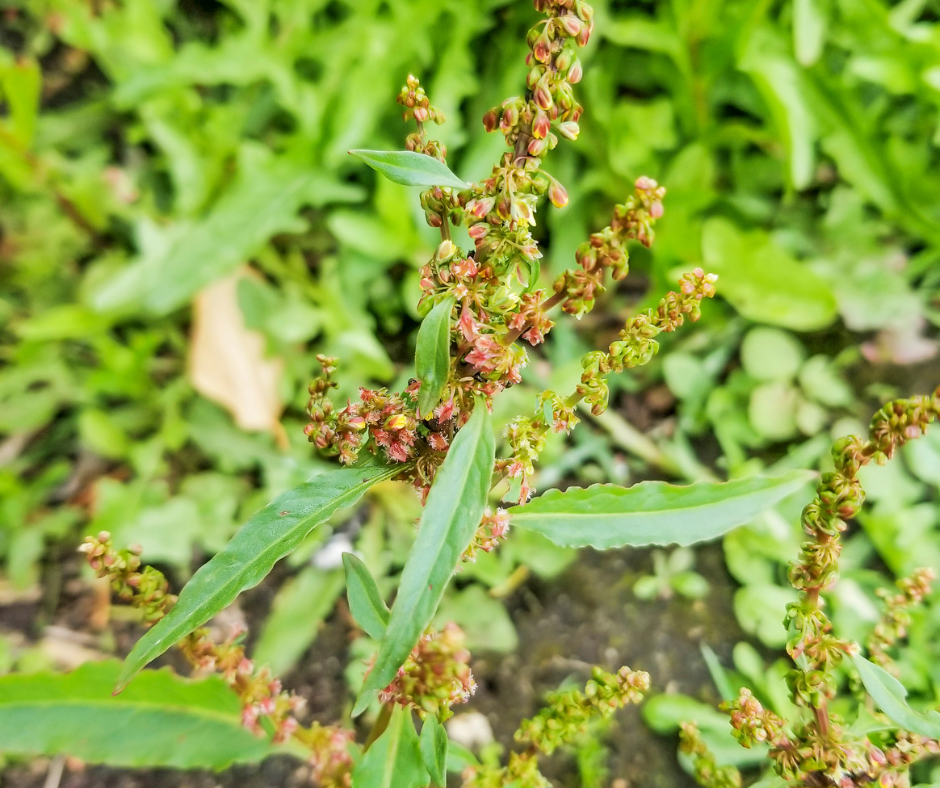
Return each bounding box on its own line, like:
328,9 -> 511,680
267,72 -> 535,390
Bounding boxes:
303,0 -> 715,515
86,2 -> 716,785
685,389 -> 940,788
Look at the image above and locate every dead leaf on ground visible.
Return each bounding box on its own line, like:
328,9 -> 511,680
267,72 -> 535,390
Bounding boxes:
189,268 -> 287,446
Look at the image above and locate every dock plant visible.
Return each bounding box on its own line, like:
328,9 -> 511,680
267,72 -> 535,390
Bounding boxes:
0,1 -> 850,786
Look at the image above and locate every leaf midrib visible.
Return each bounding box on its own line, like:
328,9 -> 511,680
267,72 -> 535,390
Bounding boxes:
0,699 -> 242,726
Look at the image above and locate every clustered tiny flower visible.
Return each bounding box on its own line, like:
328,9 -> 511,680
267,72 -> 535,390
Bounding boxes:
373,623 -> 476,721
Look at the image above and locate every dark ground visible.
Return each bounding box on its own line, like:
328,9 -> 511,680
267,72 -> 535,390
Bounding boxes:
0,537 -> 741,788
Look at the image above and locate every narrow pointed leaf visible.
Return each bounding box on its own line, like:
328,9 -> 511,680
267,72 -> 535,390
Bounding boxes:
510,471 -> 814,549
415,297 -> 455,418
419,716 -> 448,787
349,150 -> 468,190
850,653 -> 940,738
343,552 -> 390,640
353,404 -> 494,715
117,464 -> 400,692
352,705 -> 429,788
0,661 -> 276,769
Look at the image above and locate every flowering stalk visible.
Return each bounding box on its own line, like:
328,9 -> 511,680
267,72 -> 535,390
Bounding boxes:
462,666 -> 650,788
711,388 -> 940,788
304,0 -> 717,514
80,533 -> 352,785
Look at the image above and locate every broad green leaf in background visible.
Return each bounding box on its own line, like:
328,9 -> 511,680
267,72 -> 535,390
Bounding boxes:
642,693 -> 766,768
252,566 -> 345,676
343,552 -> 391,640
850,653 -> 940,738
793,0 -> 828,67
349,150 -> 469,190
420,715 -> 448,787
353,402 -> 495,715
700,218 -> 838,331
415,297 -> 455,418
0,661 -> 276,769
510,471 -> 814,549
117,463 -> 402,692
351,704 -> 429,788
93,150 -> 361,315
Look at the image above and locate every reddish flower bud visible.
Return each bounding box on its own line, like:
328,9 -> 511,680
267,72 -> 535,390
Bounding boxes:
468,222 -> 489,239
567,59 -> 583,83
500,105 -> 519,131
482,108 -> 499,132
534,80 -> 553,111
559,15 -> 582,37
528,135 -> 548,157
650,200 -> 664,219
557,120 -> 580,140
635,175 -> 657,191
414,106 -> 429,122
549,180 -> 568,208
466,197 -> 495,218
533,35 -> 552,63
532,109 -> 550,139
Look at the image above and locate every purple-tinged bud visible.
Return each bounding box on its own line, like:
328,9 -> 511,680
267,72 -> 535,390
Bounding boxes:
557,120 -> 580,140
534,80 -> 553,111
482,108 -> 499,132
532,109 -> 550,139
559,15 -> 582,37
567,59 -> 583,83
549,180 -> 568,208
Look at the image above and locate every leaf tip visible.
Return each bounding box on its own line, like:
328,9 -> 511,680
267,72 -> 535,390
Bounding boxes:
351,689 -> 374,718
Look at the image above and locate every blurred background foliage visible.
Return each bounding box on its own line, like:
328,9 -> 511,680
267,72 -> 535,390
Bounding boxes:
2,0 -> 940,777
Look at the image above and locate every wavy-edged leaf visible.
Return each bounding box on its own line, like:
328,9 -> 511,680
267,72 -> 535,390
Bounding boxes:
343,552 -> 390,640
353,404 -> 494,715
352,705 -> 429,788
117,464 -> 401,692
415,297 -> 454,419
0,661 -> 275,769
420,715 -> 448,787
850,653 -> 940,738
349,150 -> 468,190
510,471 -> 814,549
253,566 -> 345,676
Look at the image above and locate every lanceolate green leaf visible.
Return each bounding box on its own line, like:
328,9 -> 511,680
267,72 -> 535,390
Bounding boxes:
510,471 -> 814,549
343,552 -> 390,640
351,705 -> 429,788
850,653 -> 940,738
0,661 -> 275,769
353,403 -> 495,715
415,297 -> 454,419
419,715 -> 448,787
348,150 -> 468,190
117,464 -> 401,692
